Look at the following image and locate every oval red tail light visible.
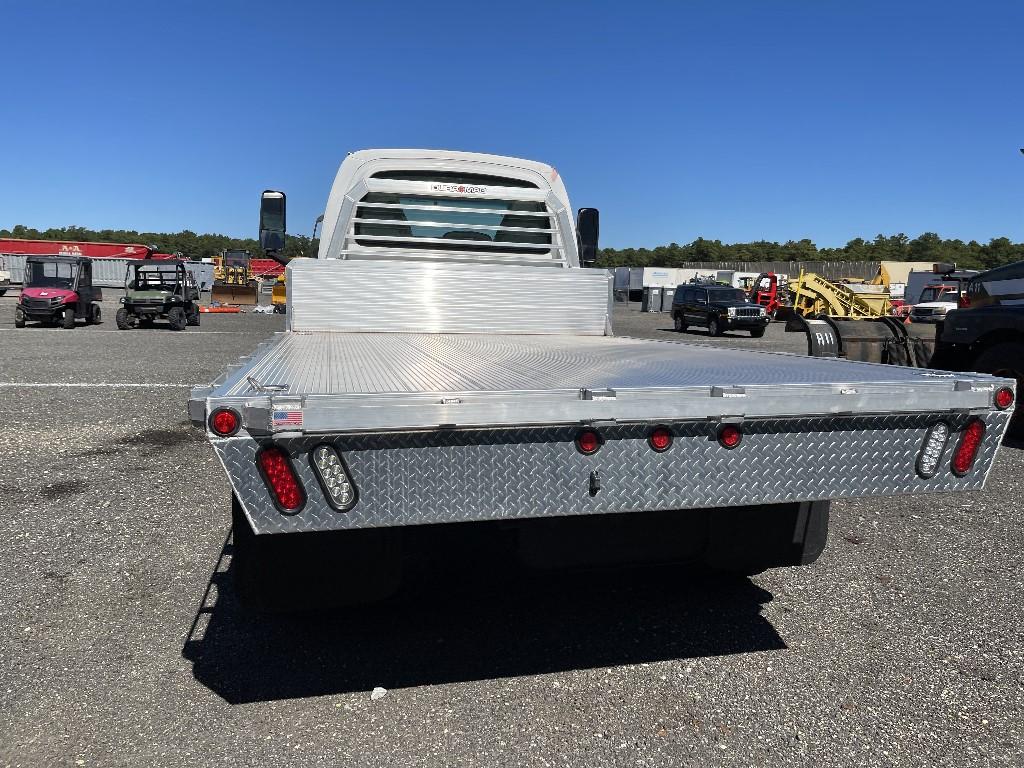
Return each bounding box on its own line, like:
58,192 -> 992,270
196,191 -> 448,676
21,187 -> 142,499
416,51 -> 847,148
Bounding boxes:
951,419 -> 985,477
648,426 -> 673,452
718,424 -> 742,449
209,407 -> 240,436
257,446 -> 306,512
576,429 -> 602,455
995,387 -> 1014,410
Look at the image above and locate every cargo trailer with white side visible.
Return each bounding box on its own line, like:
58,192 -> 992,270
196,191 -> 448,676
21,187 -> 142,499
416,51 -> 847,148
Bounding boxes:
190,149 -> 1015,611
629,267 -> 679,291
676,267 -> 719,285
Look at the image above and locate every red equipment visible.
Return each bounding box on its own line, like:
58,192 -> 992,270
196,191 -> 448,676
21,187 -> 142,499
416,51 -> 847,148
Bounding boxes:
0,238 -> 177,260
749,272 -> 783,317
16,255 -> 103,329
248,259 -> 286,279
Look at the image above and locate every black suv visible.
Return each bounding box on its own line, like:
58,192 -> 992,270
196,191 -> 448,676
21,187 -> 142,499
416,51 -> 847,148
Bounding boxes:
672,284 -> 769,337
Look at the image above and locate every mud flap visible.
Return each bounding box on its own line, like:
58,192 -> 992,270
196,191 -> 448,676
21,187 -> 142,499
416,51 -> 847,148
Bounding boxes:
705,500 -> 830,572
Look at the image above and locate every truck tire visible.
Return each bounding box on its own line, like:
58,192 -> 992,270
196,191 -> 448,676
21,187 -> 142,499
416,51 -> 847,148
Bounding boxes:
87,304 -> 101,325
168,307 -> 187,331
704,501 -> 829,575
973,342 -> 1024,436
115,308 -> 132,330
709,318 -> 722,337
674,314 -> 687,333
14,307 -> 26,328
186,305 -> 200,326
60,306 -> 76,329
750,327 -> 766,338
231,496 -> 402,612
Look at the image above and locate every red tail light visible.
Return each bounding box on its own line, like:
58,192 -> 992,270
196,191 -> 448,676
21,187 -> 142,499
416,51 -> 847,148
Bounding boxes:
209,407 -> 240,436
257,446 -> 305,512
995,387 -> 1014,410
958,294 -> 970,309
718,424 -> 742,449
648,426 -> 673,452
951,419 -> 985,477
575,429 -> 602,455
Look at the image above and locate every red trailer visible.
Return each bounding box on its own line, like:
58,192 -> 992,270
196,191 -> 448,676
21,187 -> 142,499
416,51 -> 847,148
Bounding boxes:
0,238 -> 177,260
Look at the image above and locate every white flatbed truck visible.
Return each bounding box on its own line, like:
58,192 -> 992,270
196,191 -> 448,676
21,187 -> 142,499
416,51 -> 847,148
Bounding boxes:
190,149 -> 1015,610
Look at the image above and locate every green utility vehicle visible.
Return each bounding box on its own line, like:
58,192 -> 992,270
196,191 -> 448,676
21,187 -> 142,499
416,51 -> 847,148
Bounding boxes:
116,261 -> 200,330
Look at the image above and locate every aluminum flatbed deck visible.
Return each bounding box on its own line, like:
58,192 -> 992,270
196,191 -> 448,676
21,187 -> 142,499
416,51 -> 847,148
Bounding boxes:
213,331 -> 957,396
194,331 -> 1006,436
192,329 -> 1013,535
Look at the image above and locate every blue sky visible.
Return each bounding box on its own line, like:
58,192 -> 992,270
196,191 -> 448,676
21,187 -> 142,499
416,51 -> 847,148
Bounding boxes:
2,0 -> 1022,248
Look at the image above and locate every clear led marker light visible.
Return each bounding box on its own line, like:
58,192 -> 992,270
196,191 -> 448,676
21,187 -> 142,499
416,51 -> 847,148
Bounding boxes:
916,422 -> 950,478
311,445 -> 358,511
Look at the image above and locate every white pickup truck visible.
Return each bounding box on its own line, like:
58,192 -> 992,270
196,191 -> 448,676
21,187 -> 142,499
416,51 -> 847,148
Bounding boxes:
190,149 -> 1015,611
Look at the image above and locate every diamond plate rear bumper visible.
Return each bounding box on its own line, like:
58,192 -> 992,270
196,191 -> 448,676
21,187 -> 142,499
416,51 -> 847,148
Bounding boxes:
214,412 -> 1011,535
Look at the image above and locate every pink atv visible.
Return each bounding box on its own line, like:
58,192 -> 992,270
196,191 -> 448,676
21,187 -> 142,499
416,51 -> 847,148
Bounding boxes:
15,256 -> 103,329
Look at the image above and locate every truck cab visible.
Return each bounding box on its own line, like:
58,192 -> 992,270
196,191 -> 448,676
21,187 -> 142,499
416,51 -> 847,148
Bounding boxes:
931,260 -> 1024,434
316,149 -> 598,268
909,283 -> 964,324
961,260 -> 1024,308
16,255 -> 102,328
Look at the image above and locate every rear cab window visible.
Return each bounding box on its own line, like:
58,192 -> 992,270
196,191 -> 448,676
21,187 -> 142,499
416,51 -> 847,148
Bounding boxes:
353,171 -> 555,258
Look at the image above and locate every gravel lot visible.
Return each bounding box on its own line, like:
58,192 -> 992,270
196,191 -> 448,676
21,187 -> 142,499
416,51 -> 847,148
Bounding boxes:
1,294 -> 1021,767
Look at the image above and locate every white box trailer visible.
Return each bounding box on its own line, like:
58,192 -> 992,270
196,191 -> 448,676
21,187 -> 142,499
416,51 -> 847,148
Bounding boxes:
189,149 -> 1014,611
675,267 -> 719,285
629,267 -> 678,290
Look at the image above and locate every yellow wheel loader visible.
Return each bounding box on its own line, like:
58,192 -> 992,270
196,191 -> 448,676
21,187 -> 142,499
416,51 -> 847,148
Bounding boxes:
211,249 -> 259,306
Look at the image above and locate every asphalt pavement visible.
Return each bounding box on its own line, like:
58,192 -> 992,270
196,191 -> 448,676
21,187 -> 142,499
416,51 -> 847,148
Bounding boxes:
1,295 -> 1021,767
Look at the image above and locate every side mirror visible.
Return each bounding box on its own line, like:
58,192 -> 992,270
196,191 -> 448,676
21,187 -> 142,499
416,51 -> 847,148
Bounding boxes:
259,190 -> 287,264
576,207 -> 599,267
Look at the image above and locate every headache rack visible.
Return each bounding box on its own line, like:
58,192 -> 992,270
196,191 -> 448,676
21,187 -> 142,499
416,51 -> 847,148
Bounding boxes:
337,178 -> 571,267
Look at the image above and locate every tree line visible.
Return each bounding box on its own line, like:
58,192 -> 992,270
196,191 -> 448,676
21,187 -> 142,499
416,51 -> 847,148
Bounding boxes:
3,224 -> 1023,271
597,233 -> 1024,271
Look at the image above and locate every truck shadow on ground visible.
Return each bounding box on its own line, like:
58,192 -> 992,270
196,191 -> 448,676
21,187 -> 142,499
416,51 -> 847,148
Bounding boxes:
183,527 -> 785,704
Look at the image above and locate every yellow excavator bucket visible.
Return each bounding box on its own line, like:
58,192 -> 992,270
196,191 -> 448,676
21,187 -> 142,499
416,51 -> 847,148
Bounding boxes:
211,265 -> 259,306
211,283 -> 259,306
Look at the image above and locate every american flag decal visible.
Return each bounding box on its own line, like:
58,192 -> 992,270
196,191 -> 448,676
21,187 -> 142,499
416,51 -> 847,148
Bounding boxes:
272,409 -> 303,429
